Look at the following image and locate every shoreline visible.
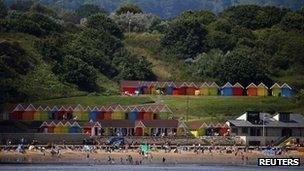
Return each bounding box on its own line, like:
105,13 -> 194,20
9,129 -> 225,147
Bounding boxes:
1,149 -> 304,166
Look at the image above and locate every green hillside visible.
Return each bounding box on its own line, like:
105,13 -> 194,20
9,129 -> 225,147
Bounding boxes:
30,95 -> 304,123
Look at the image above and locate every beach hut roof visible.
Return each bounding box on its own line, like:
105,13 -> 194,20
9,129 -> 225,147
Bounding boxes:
167,81 -> 177,87
188,82 -> 197,87
51,106 -> 59,111
270,83 -> 281,89
36,106 -> 44,111
121,80 -> 141,87
281,83 -> 292,89
135,120 -> 146,128
25,104 -> 36,111
178,121 -> 188,129
215,123 -> 223,128
222,82 -> 233,88
63,121 -> 72,127
222,123 -> 230,128
209,82 -> 219,88
208,123 -> 215,127
91,106 -> 99,111
58,106 -> 67,111
84,106 -> 92,111
57,121 -> 64,126
233,82 -> 244,89
74,104 -> 84,111
40,121 -> 48,128
200,122 -> 208,128
258,83 -> 268,89
200,82 -> 209,88
44,106 -> 52,111
99,106 -> 107,111
114,104 -> 125,111
246,83 -> 257,89
12,104 -> 25,112
71,121 -> 81,127
179,82 -> 189,87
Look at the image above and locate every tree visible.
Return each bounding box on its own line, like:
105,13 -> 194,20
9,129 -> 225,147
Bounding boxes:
87,13 -> 123,39
175,10 -> 217,26
161,19 -> 207,59
30,3 -> 57,18
75,4 -> 106,18
0,0 -> 7,18
112,49 -> 156,80
9,0 -> 34,12
207,18 -> 233,34
206,31 -> 235,52
280,12 -> 304,32
53,55 -> 99,92
116,3 -> 142,15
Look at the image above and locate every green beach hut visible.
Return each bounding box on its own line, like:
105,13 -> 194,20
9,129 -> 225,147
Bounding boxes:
270,83 -> 281,96
208,82 -> 219,96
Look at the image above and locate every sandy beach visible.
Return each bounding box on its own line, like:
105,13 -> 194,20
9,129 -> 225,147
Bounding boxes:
1,148 -> 304,166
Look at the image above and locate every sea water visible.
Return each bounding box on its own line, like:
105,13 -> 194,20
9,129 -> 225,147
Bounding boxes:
0,165 -> 303,171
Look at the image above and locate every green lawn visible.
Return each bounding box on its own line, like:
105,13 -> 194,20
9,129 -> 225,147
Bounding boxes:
31,95 -> 154,106
31,95 -> 304,123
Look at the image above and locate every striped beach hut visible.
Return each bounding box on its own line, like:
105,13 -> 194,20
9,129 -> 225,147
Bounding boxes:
221,82 -> 233,96
270,83 -> 281,96
186,82 -> 197,95
281,83 -> 292,97
246,83 -> 257,96
233,82 -> 244,96
257,83 -> 268,96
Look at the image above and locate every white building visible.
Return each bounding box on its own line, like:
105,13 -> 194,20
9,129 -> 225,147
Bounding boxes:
226,111 -> 304,146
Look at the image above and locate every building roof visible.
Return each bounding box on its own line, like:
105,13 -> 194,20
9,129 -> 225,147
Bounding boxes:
281,83 -> 292,89
258,83 -> 268,89
270,83 -> 281,89
227,112 -> 304,128
222,82 -> 233,88
246,83 -> 257,89
233,82 -> 244,89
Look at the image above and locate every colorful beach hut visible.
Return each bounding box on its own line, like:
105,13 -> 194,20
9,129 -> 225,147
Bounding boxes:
178,82 -> 187,95
257,83 -> 268,96
208,82 -> 219,95
221,82 -> 233,96
22,104 -> 35,121
233,82 -> 244,96
281,83 -> 292,97
166,82 -> 176,95
186,82 -> 197,95
121,80 -> 140,95
10,104 -> 24,120
199,82 -> 209,96
270,83 -> 281,96
246,83 -> 257,96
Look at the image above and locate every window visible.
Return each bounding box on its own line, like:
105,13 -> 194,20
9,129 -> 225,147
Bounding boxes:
279,113 -> 290,122
241,127 -> 248,134
250,128 -> 261,136
232,128 -> 238,134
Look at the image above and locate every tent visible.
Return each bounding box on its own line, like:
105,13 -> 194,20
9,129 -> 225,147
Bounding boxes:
281,83 -> 292,97
257,83 -> 268,96
246,83 -> 257,96
270,83 -> 281,96
232,82 -> 244,96
199,82 -> 209,96
209,82 -> 219,95
221,82 -> 233,96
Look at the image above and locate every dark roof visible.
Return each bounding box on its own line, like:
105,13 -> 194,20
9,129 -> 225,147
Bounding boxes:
99,120 -> 134,128
141,120 -> 178,128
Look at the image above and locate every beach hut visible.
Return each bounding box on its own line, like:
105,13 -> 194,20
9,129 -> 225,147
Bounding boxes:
178,82 -> 187,95
206,124 -> 215,136
121,80 -> 140,95
149,82 -> 157,95
221,82 -> 233,96
128,110 -> 138,121
219,124 -> 230,136
69,122 -> 81,133
22,104 -> 35,121
199,82 -> 209,96
166,82 -> 176,95
246,83 -> 257,96
270,83 -> 281,96
135,121 -> 146,136
89,107 -> 98,121
10,104 -> 24,120
208,82 -> 219,96
257,83 -> 268,96
233,82 -> 244,96
281,83 -> 292,97
34,106 -> 44,121
186,82 -> 197,95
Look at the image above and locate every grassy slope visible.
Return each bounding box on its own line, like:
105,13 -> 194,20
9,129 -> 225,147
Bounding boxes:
31,95 -> 154,106
33,95 -> 304,123
124,33 -> 186,80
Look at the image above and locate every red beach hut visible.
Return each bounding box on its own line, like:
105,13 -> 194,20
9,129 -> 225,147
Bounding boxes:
233,82 -> 244,96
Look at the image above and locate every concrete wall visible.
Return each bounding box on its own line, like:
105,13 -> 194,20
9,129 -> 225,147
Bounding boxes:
0,133 -> 90,145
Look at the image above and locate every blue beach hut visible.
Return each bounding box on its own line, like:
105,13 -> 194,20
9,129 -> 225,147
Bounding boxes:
221,82 -> 233,96
166,82 -> 176,95
281,83 -> 292,97
89,108 -> 98,121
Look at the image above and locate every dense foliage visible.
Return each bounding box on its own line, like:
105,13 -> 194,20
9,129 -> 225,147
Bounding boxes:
116,3 -> 142,15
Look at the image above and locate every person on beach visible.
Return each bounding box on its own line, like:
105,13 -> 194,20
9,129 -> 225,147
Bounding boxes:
162,157 -> 166,163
